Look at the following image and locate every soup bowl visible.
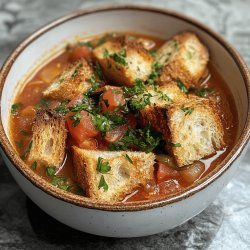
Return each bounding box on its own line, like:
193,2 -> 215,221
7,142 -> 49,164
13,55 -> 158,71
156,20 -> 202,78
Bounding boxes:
0,5 -> 249,237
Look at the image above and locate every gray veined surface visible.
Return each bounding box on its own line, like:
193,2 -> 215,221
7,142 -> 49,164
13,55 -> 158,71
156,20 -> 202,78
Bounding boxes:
0,0 -> 249,249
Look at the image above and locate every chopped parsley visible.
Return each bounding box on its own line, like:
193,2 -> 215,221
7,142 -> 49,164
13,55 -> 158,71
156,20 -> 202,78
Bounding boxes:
104,48 -> 129,68
149,49 -> 157,58
91,114 -> 113,134
87,74 -> 100,95
70,111 -> 81,127
46,166 -> 56,176
20,140 -> 33,160
94,62 -> 104,80
181,106 -> 194,116
96,157 -> 112,174
36,98 -> 50,110
98,175 -> 108,192
176,78 -> 188,94
124,154 -> 133,164
123,79 -> 147,96
168,142 -> 181,147
109,126 -> 160,153
46,166 -> 69,191
147,62 -> 163,85
54,100 -> 69,115
96,157 -> 111,192
130,92 -> 152,110
11,102 -> 22,114
31,161 -> 37,170
71,63 -> 83,77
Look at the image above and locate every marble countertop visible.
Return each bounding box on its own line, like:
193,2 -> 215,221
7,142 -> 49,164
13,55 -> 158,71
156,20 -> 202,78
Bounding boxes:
0,0 -> 250,249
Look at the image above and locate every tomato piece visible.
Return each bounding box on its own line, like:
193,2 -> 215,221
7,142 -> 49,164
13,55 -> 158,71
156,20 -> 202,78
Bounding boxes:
100,88 -> 125,111
179,161 -> 205,184
66,110 -> 99,145
105,124 -> 128,143
68,46 -> 92,62
156,162 -> 180,183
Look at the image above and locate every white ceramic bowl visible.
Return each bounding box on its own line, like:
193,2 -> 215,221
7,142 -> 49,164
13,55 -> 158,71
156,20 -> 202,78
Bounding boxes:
0,5 -> 249,237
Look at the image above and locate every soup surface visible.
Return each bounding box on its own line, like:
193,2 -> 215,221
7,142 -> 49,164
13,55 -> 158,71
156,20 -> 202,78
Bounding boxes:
9,32 -> 237,202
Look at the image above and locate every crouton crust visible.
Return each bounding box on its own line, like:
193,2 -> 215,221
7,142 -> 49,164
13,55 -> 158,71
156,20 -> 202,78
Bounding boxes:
156,32 -> 209,88
43,59 -> 96,100
72,147 -> 155,202
27,110 -> 67,168
93,36 -> 153,86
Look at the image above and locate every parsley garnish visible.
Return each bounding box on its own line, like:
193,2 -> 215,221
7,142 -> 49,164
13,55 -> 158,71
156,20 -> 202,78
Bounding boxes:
96,157 -> 112,174
147,62 -> 163,85
46,166 -> 56,176
130,92 -> 152,110
109,126 -> 160,153
94,62 -> 104,80
31,161 -> 37,170
71,63 -> 83,77
70,111 -> 81,127
98,175 -> 108,192
20,140 -> 33,160
104,48 -> 129,68
149,49 -> 157,58
168,142 -> 181,147
36,98 -> 50,110
124,154 -> 133,164
87,74 -> 100,95
91,114 -> 113,134
123,79 -> 147,96
177,78 -> 188,93
96,157 -> 111,192
46,166 -> 69,191
181,106 -> 194,116
11,102 -> 22,114
54,100 -> 69,115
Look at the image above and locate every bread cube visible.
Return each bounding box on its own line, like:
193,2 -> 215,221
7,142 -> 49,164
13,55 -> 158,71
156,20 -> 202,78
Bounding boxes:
93,37 -> 153,86
156,32 -> 209,88
72,147 -> 155,202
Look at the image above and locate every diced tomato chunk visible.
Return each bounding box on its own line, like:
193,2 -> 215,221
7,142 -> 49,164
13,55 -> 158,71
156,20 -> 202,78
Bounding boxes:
66,110 -> 99,145
156,162 -> 180,183
68,46 -> 92,62
100,88 -> 125,112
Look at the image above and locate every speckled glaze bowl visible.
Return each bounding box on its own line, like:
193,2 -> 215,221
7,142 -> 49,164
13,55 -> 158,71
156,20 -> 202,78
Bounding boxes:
0,5 -> 249,237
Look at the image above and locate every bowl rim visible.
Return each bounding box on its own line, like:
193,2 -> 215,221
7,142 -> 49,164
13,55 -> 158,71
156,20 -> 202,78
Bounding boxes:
0,4 -> 249,212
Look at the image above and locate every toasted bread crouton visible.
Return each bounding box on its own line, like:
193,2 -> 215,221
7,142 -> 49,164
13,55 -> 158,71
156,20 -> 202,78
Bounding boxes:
140,97 -> 224,167
93,37 -> 153,86
43,59 -> 98,100
72,147 -> 155,202
27,110 -> 67,168
139,82 -> 188,127
167,97 -> 224,166
156,32 -> 209,87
